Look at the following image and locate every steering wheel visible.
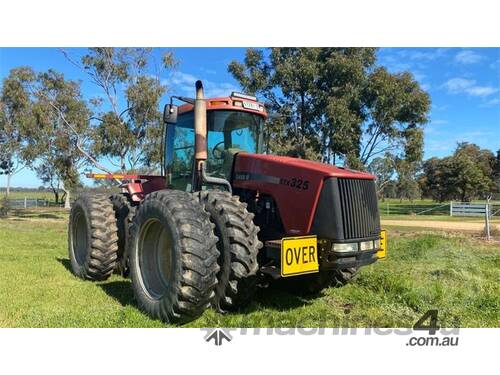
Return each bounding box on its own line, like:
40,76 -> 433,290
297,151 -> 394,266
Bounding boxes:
212,141 -> 226,160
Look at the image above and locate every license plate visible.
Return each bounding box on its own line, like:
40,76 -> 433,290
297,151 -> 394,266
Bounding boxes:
281,236 -> 319,277
242,101 -> 261,111
377,230 -> 387,259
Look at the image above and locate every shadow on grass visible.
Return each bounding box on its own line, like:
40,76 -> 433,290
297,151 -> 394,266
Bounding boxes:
37,213 -> 62,219
11,209 -> 63,220
55,256 -> 317,314
96,278 -> 315,312
99,281 -> 135,307
229,278 -> 324,315
56,257 -> 72,273
56,257 -> 136,307
248,286 -> 319,312
96,279 -> 317,317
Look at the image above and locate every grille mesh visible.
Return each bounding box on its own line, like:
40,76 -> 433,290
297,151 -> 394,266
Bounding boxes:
338,178 -> 380,239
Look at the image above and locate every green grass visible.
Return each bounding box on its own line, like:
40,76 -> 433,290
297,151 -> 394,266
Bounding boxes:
0,209 -> 498,328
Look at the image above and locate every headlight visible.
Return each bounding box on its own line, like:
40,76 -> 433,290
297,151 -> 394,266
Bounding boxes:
360,240 -> 374,251
332,243 -> 358,253
374,239 -> 380,249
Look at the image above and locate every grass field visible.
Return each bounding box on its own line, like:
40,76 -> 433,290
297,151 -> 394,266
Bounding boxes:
0,208 -> 498,328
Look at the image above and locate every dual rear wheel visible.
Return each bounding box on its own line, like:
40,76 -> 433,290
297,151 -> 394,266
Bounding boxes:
68,189 -> 261,323
68,194 -> 119,281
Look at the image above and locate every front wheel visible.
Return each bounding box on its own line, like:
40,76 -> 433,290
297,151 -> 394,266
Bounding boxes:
197,191 -> 262,312
128,190 -> 219,324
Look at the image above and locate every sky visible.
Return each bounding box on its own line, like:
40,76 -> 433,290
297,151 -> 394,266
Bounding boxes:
0,47 -> 499,188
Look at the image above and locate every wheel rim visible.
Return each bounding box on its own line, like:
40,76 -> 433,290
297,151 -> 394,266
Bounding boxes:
137,218 -> 173,300
72,209 -> 88,265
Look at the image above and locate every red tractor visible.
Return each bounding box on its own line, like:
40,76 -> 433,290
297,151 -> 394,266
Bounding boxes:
68,81 -> 385,323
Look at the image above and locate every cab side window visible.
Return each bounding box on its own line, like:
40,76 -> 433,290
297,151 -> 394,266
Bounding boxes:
165,113 -> 195,191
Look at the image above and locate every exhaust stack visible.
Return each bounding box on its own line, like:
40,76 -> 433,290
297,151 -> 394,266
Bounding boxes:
194,80 -> 207,169
191,80 -> 232,193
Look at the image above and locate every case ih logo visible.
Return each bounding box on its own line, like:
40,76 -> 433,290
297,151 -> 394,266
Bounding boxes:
202,328 -> 233,346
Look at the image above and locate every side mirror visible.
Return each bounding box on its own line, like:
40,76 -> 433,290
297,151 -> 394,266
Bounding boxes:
163,104 -> 178,124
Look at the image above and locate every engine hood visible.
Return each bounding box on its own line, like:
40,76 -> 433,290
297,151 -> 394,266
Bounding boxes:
232,153 -> 375,235
234,154 -> 375,180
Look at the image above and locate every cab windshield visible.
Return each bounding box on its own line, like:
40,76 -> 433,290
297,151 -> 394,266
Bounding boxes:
165,110 -> 264,191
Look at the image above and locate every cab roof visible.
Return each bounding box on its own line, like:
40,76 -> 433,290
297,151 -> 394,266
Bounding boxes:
178,96 -> 268,118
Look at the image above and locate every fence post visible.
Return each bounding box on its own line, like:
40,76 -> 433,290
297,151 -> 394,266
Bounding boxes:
24,196 -> 27,209
449,201 -> 453,216
485,203 -> 490,241
386,202 -> 389,215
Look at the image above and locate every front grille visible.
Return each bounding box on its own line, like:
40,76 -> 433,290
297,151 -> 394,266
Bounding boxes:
337,178 -> 380,239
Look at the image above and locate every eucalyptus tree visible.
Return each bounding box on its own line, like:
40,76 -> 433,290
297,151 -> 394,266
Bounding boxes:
228,48 -> 430,170
0,67 -> 34,196
420,143 -> 495,201
69,48 -> 177,172
29,69 -> 92,207
1,67 -> 93,206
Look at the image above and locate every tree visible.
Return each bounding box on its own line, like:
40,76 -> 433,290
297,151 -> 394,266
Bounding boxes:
360,69 -> 429,166
493,149 -> 500,196
67,48 -> 176,171
419,157 -> 441,199
228,48 -> 430,169
34,163 -> 64,204
420,143 -> 495,202
395,158 -> 421,201
449,156 -> 492,202
36,70 -> 92,207
0,67 -> 34,197
3,67 -> 92,207
229,48 -> 320,159
367,153 -> 396,198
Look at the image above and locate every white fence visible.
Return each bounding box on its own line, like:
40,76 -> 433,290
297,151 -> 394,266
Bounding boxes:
6,198 -> 65,208
381,201 -> 499,216
450,202 -> 492,217
450,202 -> 493,240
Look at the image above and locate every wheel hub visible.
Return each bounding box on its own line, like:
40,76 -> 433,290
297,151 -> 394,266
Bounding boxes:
137,218 -> 173,300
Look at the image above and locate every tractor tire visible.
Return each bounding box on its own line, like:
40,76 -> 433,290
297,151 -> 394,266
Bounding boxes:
197,191 -> 262,312
110,193 -> 137,276
68,194 -> 119,281
128,190 -> 219,324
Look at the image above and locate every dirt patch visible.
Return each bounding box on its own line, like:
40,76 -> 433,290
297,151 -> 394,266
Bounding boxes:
381,219 -> 499,232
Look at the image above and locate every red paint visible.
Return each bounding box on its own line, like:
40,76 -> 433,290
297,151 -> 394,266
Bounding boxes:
178,96 -> 268,118
120,176 -> 166,202
124,182 -> 145,202
233,153 -> 375,235
84,174 -> 166,202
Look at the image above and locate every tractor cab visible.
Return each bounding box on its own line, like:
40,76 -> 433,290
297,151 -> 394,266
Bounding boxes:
163,92 -> 267,191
